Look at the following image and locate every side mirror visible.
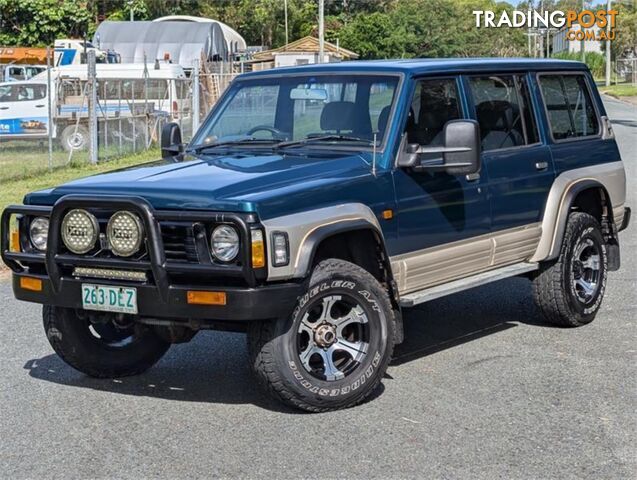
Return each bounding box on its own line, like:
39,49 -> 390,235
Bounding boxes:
397,119 -> 481,175
161,122 -> 184,159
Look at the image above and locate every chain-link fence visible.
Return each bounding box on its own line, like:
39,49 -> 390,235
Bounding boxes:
0,58 -> 238,185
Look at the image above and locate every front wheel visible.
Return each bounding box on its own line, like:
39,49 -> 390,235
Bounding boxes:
43,306 -> 170,377
248,259 -> 395,412
532,212 -> 608,327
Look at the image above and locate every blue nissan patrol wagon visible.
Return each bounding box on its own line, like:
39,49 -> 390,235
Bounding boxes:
2,58 -> 630,412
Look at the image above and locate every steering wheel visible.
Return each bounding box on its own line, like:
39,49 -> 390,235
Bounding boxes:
246,125 -> 287,140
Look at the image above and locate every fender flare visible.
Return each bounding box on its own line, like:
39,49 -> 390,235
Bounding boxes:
532,178 -> 616,262
261,203 -> 397,291
296,219 -> 391,278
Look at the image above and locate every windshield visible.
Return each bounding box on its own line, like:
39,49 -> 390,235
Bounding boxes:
191,74 -> 400,149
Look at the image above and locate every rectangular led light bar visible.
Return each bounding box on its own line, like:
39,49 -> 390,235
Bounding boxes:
72,267 -> 147,282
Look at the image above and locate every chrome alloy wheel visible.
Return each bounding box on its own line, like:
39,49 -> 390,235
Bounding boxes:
296,295 -> 370,381
571,238 -> 602,304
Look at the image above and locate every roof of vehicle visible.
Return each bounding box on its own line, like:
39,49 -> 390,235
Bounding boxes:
30,63 -> 186,81
239,57 -> 589,79
0,79 -> 45,87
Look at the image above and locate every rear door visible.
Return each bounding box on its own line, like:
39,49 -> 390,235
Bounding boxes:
537,72 -> 610,174
466,73 -> 554,230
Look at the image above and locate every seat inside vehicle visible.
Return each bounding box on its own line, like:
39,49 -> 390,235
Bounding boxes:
476,100 -> 524,150
320,101 -> 358,134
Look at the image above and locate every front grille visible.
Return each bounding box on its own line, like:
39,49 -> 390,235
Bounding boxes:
161,224 -> 199,263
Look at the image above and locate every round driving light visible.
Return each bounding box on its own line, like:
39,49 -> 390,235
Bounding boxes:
29,217 -> 49,251
107,211 -> 143,257
61,209 -> 99,254
210,225 -> 240,262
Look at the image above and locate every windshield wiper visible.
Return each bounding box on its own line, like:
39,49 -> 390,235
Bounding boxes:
188,138 -> 278,153
275,135 -> 375,149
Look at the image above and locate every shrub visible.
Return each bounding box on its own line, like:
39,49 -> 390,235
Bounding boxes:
552,51 -> 606,78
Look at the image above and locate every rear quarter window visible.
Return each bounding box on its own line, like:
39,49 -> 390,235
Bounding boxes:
539,74 -> 600,140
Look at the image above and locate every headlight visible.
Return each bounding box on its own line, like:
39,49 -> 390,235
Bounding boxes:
210,225 -> 239,262
29,217 -> 49,251
61,209 -> 99,254
107,211 -> 143,257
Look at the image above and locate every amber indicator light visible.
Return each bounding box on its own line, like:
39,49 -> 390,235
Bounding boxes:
10,230 -> 20,252
186,291 -> 227,306
382,209 -> 394,220
20,277 -> 43,292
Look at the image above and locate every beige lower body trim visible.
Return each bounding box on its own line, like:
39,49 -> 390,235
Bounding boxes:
391,223 -> 541,295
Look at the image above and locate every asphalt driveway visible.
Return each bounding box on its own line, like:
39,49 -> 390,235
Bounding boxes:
0,96 -> 635,479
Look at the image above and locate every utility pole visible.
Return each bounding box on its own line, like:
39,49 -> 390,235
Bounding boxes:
128,1 -> 134,22
284,0 -> 289,47
605,0 -> 612,86
318,0 -> 324,64
87,50 -> 98,165
581,0 -> 586,62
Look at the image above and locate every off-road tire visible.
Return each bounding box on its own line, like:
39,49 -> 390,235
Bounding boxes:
43,306 -> 171,377
248,259 -> 395,412
532,212 -> 608,327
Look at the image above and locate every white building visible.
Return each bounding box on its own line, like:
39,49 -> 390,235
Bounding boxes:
250,36 -> 359,70
553,22 -> 603,54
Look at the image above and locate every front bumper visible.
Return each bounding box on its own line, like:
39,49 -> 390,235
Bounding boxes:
12,272 -> 303,321
3,195 -> 303,322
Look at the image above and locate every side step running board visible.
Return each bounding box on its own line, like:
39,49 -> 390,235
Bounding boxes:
399,262 -> 539,308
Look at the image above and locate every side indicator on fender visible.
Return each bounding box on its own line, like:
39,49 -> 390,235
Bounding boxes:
20,277 -> 42,292
187,291 -> 227,306
382,209 -> 394,220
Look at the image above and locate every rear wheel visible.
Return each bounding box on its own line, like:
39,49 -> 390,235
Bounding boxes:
60,124 -> 89,152
532,212 -> 608,327
248,259 -> 395,412
43,306 -> 170,378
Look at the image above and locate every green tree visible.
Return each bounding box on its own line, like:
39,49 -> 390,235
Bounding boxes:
334,0 -> 527,59
0,0 -> 93,46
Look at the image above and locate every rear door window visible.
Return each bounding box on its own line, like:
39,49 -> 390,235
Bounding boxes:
539,74 -> 599,140
469,74 -> 539,151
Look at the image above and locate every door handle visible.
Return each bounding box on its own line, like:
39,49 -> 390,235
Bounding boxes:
465,173 -> 480,182
35,104 -> 45,108
535,161 -> 548,170
0,106 -> 8,110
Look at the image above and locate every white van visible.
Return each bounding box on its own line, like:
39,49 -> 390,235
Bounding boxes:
0,63 -> 188,150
